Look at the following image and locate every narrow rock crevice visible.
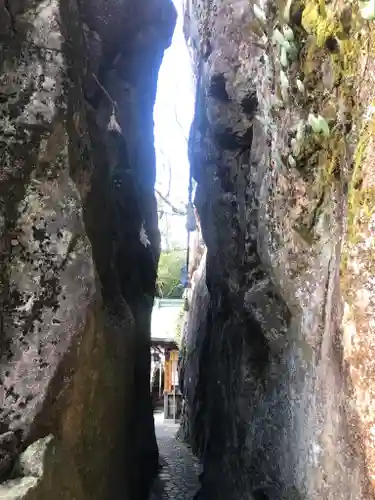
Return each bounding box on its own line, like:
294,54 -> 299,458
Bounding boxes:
0,0 -> 176,498
179,0 -> 375,499
1,0 -> 375,499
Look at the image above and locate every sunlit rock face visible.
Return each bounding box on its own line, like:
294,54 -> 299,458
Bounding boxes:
181,0 -> 375,498
0,0 -> 176,499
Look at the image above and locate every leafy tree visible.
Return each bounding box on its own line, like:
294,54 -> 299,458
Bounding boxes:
156,248 -> 186,298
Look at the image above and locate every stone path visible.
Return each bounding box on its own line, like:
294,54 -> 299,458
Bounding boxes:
149,412 -> 201,500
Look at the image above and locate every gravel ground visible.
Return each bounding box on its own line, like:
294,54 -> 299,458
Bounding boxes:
149,412 -> 201,500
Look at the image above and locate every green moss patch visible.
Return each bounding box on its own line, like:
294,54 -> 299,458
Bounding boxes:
347,117 -> 375,244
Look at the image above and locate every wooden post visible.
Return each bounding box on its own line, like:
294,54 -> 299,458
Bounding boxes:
163,391 -> 168,420
159,363 -> 162,397
164,348 -> 170,419
173,358 -> 176,422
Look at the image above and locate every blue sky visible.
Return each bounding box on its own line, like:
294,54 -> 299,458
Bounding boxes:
154,0 -> 194,249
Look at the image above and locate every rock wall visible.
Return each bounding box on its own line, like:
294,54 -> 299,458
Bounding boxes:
181,0 -> 375,498
178,214 -> 207,449
0,1 -> 176,499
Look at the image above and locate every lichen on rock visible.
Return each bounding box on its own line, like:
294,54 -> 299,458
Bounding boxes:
180,0 -> 375,497
0,0 -> 176,498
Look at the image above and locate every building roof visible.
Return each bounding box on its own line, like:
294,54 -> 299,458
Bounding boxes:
151,298 -> 184,344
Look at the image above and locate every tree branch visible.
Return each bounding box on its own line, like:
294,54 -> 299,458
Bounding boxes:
158,210 -> 185,217
174,106 -> 189,145
155,189 -> 186,216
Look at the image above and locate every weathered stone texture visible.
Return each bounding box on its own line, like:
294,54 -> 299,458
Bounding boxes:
181,0 -> 375,498
178,247 -> 208,453
0,0 -> 176,498
0,435 -> 85,499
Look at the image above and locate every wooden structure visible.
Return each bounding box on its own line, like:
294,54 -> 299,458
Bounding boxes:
162,348 -> 182,420
163,348 -> 178,393
150,299 -> 184,420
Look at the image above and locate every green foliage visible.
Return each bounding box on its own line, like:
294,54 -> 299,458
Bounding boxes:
156,248 -> 186,298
